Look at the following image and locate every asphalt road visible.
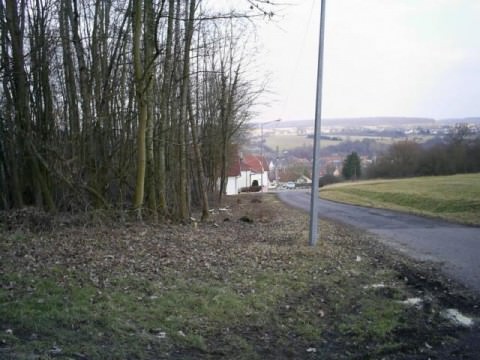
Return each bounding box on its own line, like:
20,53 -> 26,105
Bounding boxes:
278,190 -> 480,294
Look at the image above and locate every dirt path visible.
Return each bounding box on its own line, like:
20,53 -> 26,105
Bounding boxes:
278,190 -> 480,295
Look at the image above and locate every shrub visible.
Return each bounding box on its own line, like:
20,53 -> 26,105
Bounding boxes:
319,174 -> 342,187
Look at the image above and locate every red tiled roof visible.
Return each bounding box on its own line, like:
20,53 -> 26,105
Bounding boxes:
226,153 -> 268,177
242,154 -> 268,173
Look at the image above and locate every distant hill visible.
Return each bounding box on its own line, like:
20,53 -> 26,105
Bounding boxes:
323,117 -> 436,127
437,117 -> 480,125
256,117 -> 436,129
254,117 -> 480,129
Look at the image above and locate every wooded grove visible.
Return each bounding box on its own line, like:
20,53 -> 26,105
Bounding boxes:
366,126 -> 480,179
0,0 -> 271,220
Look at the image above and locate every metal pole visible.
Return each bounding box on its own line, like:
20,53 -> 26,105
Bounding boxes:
309,0 -> 327,246
260,123 -> 264,189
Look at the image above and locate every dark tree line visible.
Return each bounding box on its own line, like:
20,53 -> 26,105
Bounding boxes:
0,0 -> 273,220
277,139 -> 389,163
321,138 -> 388,159
367,125 -> 480,179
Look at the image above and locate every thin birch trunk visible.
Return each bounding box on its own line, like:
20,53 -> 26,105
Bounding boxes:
132,0 -> 146,218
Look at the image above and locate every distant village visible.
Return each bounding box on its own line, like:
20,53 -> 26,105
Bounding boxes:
224,117 -> 480,195
250,117 -> 480,139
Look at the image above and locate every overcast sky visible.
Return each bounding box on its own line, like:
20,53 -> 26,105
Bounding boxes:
245,0 -> 480,122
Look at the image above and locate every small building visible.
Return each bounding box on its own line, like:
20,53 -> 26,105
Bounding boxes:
224,154 -> 270,195
295,175 -> 312,185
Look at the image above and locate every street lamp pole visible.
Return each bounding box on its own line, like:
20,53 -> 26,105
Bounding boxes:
260,119 -> 281,190
309,0 -> 327,246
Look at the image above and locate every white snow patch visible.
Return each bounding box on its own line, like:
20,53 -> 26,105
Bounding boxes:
441,309 -> 474,327
399,297 -> 423,308
363,283 -> 386,289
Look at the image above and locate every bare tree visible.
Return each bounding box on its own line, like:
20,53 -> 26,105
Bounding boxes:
0,0 -> 272,218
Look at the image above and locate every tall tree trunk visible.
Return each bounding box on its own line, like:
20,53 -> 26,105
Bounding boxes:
145,0 -> 158,219
5,0 -> 30,208
156,0 -> 175,218
132,0 -> 148,218
5,0 -> 50,209
28,0 -> 56,211
188,93 -> 209,220
177,0 -> 196,221
7,0 -> 56,210
59,0 -> 80,151
0,0 -> 22,208
69,0 -> 92,131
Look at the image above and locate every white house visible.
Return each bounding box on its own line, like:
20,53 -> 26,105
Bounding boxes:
224,154 -> 270,195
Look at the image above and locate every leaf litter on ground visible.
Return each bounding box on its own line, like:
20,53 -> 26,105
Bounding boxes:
0,194 -> 479,359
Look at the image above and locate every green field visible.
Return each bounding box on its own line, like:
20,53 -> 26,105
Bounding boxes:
264,134 -> 434,152
320,173 -> 480,225
264,134 -> 313,151
264,134 -> 344,151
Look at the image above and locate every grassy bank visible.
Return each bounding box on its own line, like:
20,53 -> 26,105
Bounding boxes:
320,173 -> 480,225
1,195 -> 478,359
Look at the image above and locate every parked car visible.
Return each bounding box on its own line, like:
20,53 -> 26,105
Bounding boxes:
286,181 -> 296,190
